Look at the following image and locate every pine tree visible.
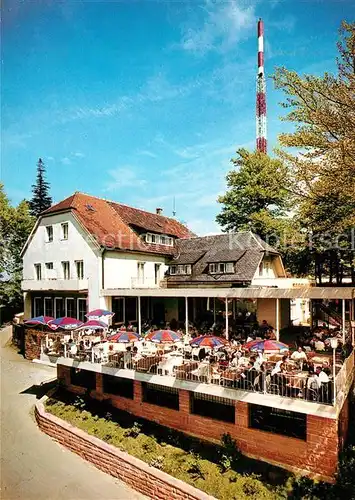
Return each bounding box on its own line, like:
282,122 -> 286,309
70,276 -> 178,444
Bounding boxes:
29,158 -> 52,217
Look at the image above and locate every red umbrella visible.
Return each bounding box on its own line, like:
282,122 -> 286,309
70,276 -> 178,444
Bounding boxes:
24,316 -> 54,326
108,331 -> 140,343
244,339 -> 289,352
145,330 -> 182,343
76,319 -> 108,330
190,335 -> 228,348
48,317 -> 83,330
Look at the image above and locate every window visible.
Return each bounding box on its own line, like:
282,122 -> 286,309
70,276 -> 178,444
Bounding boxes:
34,297 -> 44,317
45,262 -> 55,279
34,264 -> 42,280
62,261 -> 70,280
78,298 -> 87,322
145,233 -> 173,246
112,297 -> 124,323
66,298 -> 76,318
45,226 -> 53,242
249,404 -> 307,440
137,262 -> 145,281
209,262 -> 234,274
190,392 -> 235,423
154,264 -> 161,285
142,383 -> 179,410
61,223 -> 68,240
44,297 -> 53,317
103,376 -> 134,399
70,368 -> 96,390
55,297 -> 65,318
259,262 -> 264,276
169,265 -> 191,275
76,260 -> 84,279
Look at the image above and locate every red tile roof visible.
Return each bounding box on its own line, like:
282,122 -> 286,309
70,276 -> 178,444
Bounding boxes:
42,192 -> 193,255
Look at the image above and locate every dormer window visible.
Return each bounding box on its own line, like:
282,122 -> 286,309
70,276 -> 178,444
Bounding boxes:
170,264 -> 191,275
209,262 -> 234,274
145,233 -> 173,246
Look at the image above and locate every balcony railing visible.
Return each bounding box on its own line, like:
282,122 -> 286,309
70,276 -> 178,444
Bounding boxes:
131,277 -> 160,288
56,344 -> 354,407
22,278 -> 88,291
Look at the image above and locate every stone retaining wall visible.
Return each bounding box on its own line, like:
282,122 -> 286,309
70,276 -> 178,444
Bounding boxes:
35,399 -> 215,500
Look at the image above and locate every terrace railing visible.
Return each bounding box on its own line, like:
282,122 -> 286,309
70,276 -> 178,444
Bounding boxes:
60,348 -> 341,406
335,349 -> 354,410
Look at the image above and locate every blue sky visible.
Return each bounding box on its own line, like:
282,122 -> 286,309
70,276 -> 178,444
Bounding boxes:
2,0 -> 352,234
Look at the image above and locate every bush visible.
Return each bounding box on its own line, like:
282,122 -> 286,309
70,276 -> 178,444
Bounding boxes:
124,421 -> 142,438
186,452 -> 205,480
219,433 -> 242,471
149,455 -> 164,470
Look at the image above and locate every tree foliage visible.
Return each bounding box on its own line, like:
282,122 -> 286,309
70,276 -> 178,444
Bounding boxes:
217,22 -> 355,283
216,149 -> 290,240
29,158 -> 52,217
0,184 -> 35,314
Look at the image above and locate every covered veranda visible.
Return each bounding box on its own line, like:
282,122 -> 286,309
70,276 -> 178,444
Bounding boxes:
102,286 -> 355,344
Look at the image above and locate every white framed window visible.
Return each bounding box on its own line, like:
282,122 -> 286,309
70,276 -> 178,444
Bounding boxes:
145,233 -> 173,246
154,263 -> 161,285
137,262 -> 145,281
54,297 -> 65,318
62,261 -> 70,280
209,262 -> 234,274
78,298 -> 87,322
45,226 -> 53,242
75,260 -> 84,279
61,222 -> 68,240
65,297 -> 76,318
45,262 -> 55,279
34,297 -> 43,317
44,297 -> 53,317
34,264 -> 42,280
170,264 -> 191,275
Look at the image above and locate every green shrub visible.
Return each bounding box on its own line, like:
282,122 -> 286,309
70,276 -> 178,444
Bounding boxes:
149,455 -> 164,470
124,421 -> 142,438
186,452 -> 205,480
219,433 -> 241,471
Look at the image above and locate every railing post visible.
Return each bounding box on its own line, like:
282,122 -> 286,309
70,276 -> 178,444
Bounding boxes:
138,296 -> 142,337
276,298 -> 280,341
185,297 -> 189,336
342,299 -> 346,344
225,297 -> 229,341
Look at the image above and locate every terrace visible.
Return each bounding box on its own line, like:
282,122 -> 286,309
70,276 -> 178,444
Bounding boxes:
52,330 -> 354,416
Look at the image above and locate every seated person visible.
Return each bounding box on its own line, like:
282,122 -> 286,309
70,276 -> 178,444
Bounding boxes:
291,347 -> 308,367
52,336 -> 63,354
316,366 -> 330,383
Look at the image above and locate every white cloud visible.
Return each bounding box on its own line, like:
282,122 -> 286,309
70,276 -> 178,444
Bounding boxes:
60,157 -> 71,165
72,152 -> 85,158
106,166 -> 147,191
180,0 -> 255,55
186,218 -> 221,236
46,156 -> 55,161
138,150 -> 157,159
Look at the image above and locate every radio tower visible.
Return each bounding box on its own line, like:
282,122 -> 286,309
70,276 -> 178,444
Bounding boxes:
256,18 -> 267,153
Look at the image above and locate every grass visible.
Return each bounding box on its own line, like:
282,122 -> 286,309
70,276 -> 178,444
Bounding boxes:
44,390 -> 291,500
44,389 -> 355,500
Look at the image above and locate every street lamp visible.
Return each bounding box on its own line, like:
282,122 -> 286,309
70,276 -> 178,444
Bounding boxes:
330,337 -> 338,405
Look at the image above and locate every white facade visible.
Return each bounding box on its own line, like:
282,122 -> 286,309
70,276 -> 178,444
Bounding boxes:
103,251 -> 168,290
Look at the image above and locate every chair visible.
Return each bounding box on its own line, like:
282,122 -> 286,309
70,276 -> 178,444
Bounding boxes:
190,363 -> 209,382
269,384 -> 280,395
306,388 -> 319,402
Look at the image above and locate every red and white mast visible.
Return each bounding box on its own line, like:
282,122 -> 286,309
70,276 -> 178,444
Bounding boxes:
256,18 -> 267,153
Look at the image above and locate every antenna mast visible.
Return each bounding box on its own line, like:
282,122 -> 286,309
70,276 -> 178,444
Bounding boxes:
256,18 -> 267,153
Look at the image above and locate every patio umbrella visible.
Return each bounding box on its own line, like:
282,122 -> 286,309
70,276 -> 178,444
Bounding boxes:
244,339 -> 289,352
86,309 -> 114,319
108,331 -> 140,343
48,317 -> 83,330
145,330 -> 182,343
24,316 -> 54,326
190,335 -> 228,348
75,319 -> 108,330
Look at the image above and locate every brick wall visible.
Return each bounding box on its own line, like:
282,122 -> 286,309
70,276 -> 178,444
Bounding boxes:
35,400 -> 214,500
60,365 -> 344,482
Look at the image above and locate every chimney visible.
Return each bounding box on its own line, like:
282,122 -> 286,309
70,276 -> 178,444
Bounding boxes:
156,208 -> 163,215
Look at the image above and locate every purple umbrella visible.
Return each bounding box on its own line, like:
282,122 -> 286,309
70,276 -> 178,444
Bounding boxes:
24,316 -> 54,326
48,317 -> 83,330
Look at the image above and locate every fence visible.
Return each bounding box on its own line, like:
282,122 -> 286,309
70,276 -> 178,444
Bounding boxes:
60,348 -> 337,406
335,349 -> 354,410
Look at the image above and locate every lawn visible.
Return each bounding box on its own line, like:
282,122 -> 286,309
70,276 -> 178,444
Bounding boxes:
44,389 -> 355,500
